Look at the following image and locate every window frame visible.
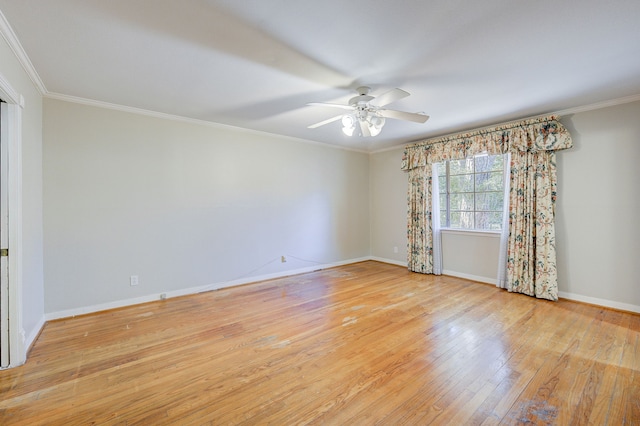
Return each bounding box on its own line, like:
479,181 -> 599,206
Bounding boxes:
437,153 -> 506,232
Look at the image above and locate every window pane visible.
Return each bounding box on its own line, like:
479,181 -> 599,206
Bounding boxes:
475,211 -> 502,230
450,174 -> 474,192
438,154 -> 505,232
438,174 -> 447,194
451,211 -> 474,229
451,193 -> 474,211
449,158 -> 473,175
439,193 -> 447,208
475,154 -> 503,172
475,191 -> 503,211
475,171 -> 502,191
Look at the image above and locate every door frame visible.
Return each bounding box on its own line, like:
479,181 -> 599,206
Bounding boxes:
0,71 -> 25,368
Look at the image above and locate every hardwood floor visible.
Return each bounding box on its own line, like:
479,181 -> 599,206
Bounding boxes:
1,261 -> 638,425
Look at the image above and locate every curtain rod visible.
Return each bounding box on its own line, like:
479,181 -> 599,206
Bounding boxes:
406,114 -> 559,148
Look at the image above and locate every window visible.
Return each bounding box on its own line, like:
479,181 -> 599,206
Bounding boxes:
436,154 -> 505,230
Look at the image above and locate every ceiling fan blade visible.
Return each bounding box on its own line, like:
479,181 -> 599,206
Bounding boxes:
369,88 -> 410,107
379,109 -> 430,123
359,120 -> 371,137
307,102 -> 354,111
308,114 -> 343,129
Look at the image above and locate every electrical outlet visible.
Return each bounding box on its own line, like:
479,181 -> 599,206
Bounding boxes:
130,275 -> 139,286
393,246 -> 398,253
281,255 -> 287,263
160,293 -> 167,300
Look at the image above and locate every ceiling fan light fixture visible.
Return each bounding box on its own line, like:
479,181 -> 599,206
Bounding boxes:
367,114 -> 385,136
369,124 -> 382,137
342,114 -> 355,127
371,114 -> 385,126
342,114 -> 356,136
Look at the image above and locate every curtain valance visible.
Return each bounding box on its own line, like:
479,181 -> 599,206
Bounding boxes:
401,115 -> 572,171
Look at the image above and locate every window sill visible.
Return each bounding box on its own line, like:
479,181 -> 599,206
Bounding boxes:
440,228 -> 501,238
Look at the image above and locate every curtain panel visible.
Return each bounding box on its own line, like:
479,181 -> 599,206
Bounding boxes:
402,115 -> 573,301
407,167 -> 433,273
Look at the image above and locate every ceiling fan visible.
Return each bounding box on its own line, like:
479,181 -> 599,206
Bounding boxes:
307,86 -> 429,137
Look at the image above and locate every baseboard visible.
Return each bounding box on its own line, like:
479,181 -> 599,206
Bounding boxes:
442,269 -> 497,285
558,291 -> 640,314
440,272 -> 640,313
195,256 -> 372,293
24,315 -> 46,356
3,315 -> 48,368
45,292 -> 184,321
44,256 -> 372,321
369,256 -> 408,267
371,262 -> 498,285
43,259 -> 640,322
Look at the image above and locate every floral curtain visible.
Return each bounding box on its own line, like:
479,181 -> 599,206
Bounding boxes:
507,150 -> 559,299
407,167 -> 433,273
402,116 -> 572,300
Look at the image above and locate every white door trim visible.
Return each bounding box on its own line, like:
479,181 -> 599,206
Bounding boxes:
0,71 -> 25,368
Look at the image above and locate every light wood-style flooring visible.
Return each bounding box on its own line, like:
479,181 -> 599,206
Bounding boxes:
0,261 -> 638,425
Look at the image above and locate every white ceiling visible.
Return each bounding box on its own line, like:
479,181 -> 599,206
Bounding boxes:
1,0 -> 640,152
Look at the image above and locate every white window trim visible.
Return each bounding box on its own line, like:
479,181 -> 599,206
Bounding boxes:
440,228 -> 501,238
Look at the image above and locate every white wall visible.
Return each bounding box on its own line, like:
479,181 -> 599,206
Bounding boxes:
0,35 -> 45,349
43,99 -> 370,316
555,101 -> 640,309
441,230 -> 500,283
370,100 -> 640,311
369,147 -> 408,264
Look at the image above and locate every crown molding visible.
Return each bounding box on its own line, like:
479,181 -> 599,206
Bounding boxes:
369,144 -> 406,155
44,92 -> 369,154
0,9 -> 47,95
45,91 -> 240,128
552,92 -> 640,116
